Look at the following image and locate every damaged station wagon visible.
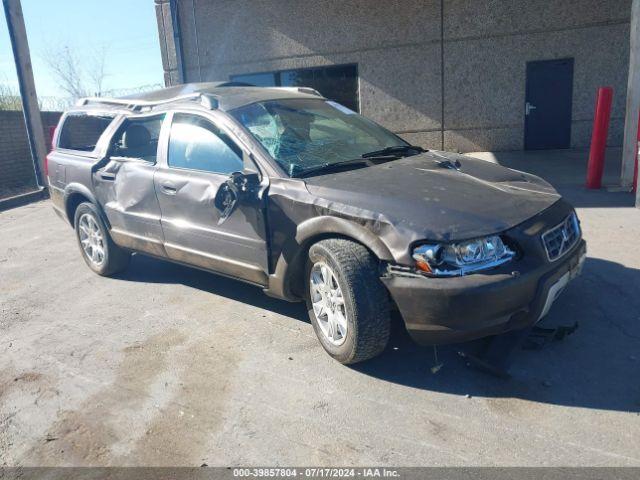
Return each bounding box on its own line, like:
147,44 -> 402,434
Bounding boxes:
48,83 -> 586,364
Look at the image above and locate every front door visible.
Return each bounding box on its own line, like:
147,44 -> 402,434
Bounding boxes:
154,111 -> 269,285
524,58 -> 574,150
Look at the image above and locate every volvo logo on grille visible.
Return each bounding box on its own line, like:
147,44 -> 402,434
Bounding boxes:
541,212 -> 580,262
560,227 -> 570,253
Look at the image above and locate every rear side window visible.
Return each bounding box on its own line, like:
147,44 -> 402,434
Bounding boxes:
110,114 -> 165,163
58,113 -> 114,152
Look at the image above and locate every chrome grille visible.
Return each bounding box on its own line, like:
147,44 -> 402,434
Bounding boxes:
541,212 -> 580,262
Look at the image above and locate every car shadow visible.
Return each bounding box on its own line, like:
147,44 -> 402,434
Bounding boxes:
354,256 -> 640,414
115,253 -> 309,322
116,254 -> 640,414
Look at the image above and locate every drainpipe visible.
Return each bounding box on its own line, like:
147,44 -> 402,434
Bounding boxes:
190,0 -> 203,82
169,0 -> 186,84
156,0 -> 185,85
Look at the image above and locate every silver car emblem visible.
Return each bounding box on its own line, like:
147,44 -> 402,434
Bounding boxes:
559,225 -> 570,254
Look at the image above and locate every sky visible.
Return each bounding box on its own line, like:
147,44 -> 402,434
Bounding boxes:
1,0 -> 164,101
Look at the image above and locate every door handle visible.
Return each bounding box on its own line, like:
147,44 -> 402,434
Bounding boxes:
160,182 -> 177,195
99,171 -> 116,181
525,102 -> 537,116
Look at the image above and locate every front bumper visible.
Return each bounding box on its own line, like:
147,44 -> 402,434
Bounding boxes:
381,239 -> 586,345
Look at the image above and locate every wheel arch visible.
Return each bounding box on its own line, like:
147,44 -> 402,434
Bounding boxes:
64,183 -> 110,229
264,216 -> 393,301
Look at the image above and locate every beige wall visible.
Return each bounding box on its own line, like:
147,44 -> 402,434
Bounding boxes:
443,0 -> 629,151
157,0 -> 631,152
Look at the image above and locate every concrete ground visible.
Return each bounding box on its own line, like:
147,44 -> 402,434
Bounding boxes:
467,147 -> 628,197
1,149 -> 639,467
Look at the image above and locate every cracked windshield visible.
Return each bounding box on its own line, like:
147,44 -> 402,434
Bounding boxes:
230,98 -> 408,176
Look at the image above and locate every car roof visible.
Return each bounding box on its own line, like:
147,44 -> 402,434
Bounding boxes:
75,82 -> 325,113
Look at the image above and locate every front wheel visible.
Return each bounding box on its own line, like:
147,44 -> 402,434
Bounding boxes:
74,202 -> 130,276
305,239 -> 390,364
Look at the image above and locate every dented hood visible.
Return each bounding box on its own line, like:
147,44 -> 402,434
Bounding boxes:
303,151 -> 561,241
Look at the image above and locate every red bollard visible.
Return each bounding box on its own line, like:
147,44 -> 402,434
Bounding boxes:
586,87 -> 613,189
48,125 -> 57,147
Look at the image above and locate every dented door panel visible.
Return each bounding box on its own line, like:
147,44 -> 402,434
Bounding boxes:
154,167 -> 269,285
93,158 -> 166,257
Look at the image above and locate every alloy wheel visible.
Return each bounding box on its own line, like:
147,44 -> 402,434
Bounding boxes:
78,213 -> 105,267
310,262 -> 348,346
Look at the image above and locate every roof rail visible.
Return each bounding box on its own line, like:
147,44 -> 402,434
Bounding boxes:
273,86 -> 323,97
75,92 -> 219,111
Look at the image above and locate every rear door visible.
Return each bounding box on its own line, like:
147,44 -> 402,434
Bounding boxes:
524,58 -> 574,150
93,113 -> 166,257
154,111 -> 269,285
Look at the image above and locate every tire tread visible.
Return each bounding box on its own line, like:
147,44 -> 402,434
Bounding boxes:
309,238 -> 390,364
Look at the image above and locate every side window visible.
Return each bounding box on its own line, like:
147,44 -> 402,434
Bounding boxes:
58,113 -> 115,152
168,114 -> 244,174
111,114 -> 165,163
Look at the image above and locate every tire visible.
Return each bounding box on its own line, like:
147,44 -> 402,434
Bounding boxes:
74,202 -> 130,276
305,238 -> 390,364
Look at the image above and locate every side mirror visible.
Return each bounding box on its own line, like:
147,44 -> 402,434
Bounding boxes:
230,171 -> 260,194
214,171 -> 261,224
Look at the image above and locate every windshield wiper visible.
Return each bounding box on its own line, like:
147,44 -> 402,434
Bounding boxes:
361,145 -> 426,158
293,159 -> 372,178
293,145 -> 426,178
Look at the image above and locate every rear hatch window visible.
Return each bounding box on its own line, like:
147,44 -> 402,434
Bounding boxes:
58,113 -> 115,152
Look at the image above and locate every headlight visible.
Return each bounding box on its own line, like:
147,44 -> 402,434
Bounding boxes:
412,235 -> 515,277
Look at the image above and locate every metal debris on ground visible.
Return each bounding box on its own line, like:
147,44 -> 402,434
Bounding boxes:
522,322 -> 579,350
458,328 -> 531,378
430,346 -> 444,374
458,323 -> 579,378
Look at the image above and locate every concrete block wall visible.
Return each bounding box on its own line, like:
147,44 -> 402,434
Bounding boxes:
0,110 -> 61,197
443,0 -> 630,152
158,0 -> 631,152
167,0 -> 444,147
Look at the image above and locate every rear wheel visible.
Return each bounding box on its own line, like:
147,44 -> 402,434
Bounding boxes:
74,202 -> 130,276
305,238 -> 390,364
